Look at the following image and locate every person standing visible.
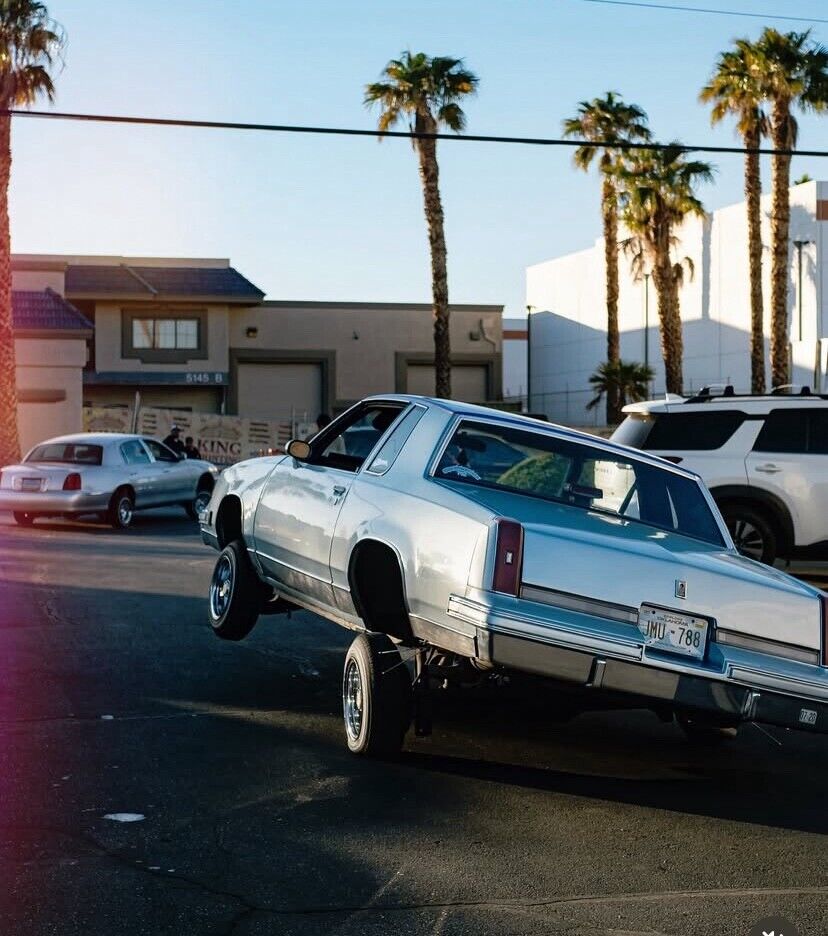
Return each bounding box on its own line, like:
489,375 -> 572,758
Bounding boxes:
183,436 -> 201,459
163,425 -> 185,456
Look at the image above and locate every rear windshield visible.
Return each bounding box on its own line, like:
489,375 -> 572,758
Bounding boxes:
435,420 -> 725,547
26,443 -> 104,466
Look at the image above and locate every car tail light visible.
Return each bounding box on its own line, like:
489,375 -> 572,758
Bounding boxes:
63,473 -> 81,491
822,594 -> 828,667
492,518 -> 524,596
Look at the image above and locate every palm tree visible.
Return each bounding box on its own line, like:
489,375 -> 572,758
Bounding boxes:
700,40 -> 768,393
749,28 -> 828,387
616,145 -> 715,395
562,92 -> 650,424
365,52 -> 478,399
0,1 -> 62,466
587,360 -> 654,412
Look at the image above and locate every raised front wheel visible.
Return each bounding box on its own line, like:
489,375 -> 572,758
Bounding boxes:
208,540 -> 260,641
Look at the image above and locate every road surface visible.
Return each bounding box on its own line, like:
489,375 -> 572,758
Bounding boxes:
1,511 -> 827,935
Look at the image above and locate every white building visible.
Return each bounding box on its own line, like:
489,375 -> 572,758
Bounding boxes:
527,180 -> 828,425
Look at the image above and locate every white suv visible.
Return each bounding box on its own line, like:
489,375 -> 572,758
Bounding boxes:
611,386 -> 828,565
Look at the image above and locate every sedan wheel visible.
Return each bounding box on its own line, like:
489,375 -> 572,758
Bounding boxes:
108,490 -> 134,530
186,489 -> 212,521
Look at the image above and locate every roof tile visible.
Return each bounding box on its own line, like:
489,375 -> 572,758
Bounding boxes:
12,289 -> 93,332
65,264 -> 264,300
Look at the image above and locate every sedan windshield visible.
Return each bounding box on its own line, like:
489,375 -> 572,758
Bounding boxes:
435,420 -> 724,547
26,442 -> 104,466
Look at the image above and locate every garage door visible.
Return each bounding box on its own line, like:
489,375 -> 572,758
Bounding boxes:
237,363 -> 322,420
406,364 -> 489,403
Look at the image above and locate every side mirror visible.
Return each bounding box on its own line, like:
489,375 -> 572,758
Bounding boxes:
286,438 -> 311,461
178,452 -> 187,461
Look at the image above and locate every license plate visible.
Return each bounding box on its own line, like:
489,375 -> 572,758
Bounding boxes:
20,478 -> 42,492
638,605 -> 709,660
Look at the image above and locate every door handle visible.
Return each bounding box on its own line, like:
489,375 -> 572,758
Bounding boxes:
755,463 -> 782,474
332,485 -> 347,497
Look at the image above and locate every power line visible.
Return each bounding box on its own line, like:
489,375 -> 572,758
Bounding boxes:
11,108 -> 828,158
575,0 -> 828,24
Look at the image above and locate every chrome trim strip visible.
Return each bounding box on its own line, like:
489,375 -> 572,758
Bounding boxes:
447,595 -> 643,660
716,628 -> 820,666
254,549 -> 331,586
520,584 -> 638,625
728,666 -> 828,702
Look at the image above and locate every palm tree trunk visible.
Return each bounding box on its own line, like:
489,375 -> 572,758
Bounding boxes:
601,173 -> 621,424
744,125 -> 765,394
0,112 -> 19,466
769,100 -> 792,388
416,127 -> 451,399
652,237 -> 683,395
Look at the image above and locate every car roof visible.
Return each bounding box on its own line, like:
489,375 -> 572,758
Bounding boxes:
30,432 -> 142,447
365,394 -> 702,480
624,393 -> 828,416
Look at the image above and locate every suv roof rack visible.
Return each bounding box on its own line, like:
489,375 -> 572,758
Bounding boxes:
684,383 -> 828,403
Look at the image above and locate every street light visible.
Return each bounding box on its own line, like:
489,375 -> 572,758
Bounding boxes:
793,240 -> 814,341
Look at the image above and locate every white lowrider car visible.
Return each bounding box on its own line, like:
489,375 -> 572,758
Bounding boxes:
200,396 -> 828,755
0,433 -> 219,529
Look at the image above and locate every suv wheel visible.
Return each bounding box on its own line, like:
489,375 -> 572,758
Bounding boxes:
720,504 -> 777,565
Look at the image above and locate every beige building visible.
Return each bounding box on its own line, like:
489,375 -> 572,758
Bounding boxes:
12,254 -> 503,428
11,266 -> 93,454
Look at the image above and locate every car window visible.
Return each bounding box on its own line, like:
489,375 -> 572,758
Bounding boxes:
120,440 -> 152,465
435,420 -> 725,547
143,439 -> 180,463
365,405 -> 426,475
808,410 -> 828,455
752,409 -> 809,454
26,442 -> 103,466
641,411 -> 745,450
315,404 -> 406,472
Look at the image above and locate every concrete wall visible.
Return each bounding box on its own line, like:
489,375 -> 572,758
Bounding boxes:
15,337 -> 87,453
528,180 -> 827,425
229,302 -> 503,403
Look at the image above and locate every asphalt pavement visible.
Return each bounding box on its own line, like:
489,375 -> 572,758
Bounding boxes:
1,510 -> 827,936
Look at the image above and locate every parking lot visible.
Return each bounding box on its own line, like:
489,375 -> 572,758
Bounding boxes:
2,511 -> 828,936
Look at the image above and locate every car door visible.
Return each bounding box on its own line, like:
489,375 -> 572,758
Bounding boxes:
119,439 -> 157,506
743,408 -> 823,546
253,402 -> 406,608
142,438 -> 188,505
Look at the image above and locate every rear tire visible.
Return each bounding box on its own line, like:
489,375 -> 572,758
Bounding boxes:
720,504 -> 777,565
13,512 -> 35,527
108,490 -> 134,530
342,633 -> 412,757
208,540 -> 260,641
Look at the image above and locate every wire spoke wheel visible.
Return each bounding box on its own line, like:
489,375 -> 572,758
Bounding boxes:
210,554 -> 234,620
343,659 -> 364,742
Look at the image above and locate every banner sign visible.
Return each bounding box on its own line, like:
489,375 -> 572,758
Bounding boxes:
83,406 -> 316,467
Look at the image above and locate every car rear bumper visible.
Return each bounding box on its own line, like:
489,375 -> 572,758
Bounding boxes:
0,490 -> 111,515
446,593 -> 828,736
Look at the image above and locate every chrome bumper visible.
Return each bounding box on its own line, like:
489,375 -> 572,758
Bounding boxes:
0,490 -> 110,515
446,593 -> 828,736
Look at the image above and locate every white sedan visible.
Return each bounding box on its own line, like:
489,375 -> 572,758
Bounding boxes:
0,432 -> 219,529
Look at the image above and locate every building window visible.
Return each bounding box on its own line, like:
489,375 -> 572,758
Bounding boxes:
122,308 -> 208,362
132,317 -> 200,350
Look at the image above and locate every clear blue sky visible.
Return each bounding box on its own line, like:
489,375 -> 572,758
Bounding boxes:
10,0 -> 828,318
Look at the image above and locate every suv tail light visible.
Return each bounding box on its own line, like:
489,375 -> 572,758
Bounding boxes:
822,594 -> 828,667
63,473 -> 81,491
492,518 -> 524,596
